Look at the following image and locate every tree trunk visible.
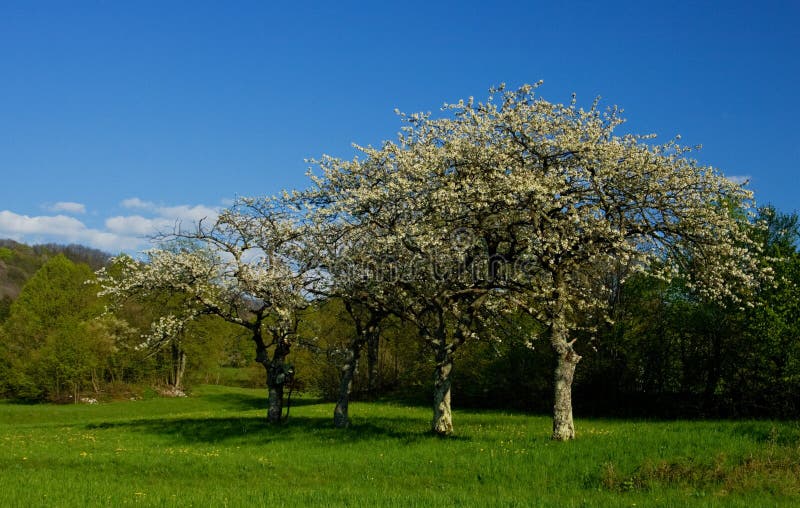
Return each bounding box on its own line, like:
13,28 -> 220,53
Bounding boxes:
169,342 -> 186,391
90,369 -> 100,394
334,340 -> 362,428
432,344 -> 454,436
251,320 -> 283,424
367,329 -> 380,396
547,278 -> 581,441
174,348 -> 186,391
552,343 -> 581,440
266,334 -> 292,424
268,383 -> 284,423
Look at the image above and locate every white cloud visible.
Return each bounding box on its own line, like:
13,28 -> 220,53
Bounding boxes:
0,210 -> 144,253
105,215 -> 173,237
157,204 -> 219,224
0,211 -> 87,235
116,198 -> 219,236
81,230 -> 145,252
120,198 -> 218,224
0,199 -> 221,255
121,197 -> 156,210
46,201 -> 87,214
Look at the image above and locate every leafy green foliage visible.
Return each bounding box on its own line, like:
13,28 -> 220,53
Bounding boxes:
1,255 -> 103,400
296,298 -> 426,401
574,207 -> 800,417
0,239 -> 109,306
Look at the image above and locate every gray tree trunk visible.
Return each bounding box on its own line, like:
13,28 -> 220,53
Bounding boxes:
252,324 -> 275,423
432,345 -> 454,436
550,307 -> 581,441
250,317 -> 293,425
268,384 -> 284,424
552,344 -> 580,440
175,349 -> 186,391
334,342 -> 361,428
546,277 -> 582,441
266,346 -> 290,424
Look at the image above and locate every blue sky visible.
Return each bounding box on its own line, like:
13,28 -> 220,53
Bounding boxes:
1,1 -> 798,253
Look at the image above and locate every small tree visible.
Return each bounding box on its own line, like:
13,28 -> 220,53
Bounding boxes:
306,140 -> 513,435
98,197 -> 311,422
297,217 -> 391,427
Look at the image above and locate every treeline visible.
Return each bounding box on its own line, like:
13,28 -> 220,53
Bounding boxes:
0,240 -> 110,321
1,205 -> 797,417
0,245 -> 246,401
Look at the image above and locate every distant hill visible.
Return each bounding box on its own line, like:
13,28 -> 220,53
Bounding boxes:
0,240 -> 111,318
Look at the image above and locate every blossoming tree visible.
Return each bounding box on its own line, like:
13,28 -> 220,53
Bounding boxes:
307,224 -> 391,428
98,197 -> 311,423
305,131 -> 520,435
306,82 -> 762,439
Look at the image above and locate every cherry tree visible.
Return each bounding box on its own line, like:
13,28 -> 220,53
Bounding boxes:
306,82 -> 763,439
98,197 -> 311,423
305,137 -> 513,435
475,84 -> 762,440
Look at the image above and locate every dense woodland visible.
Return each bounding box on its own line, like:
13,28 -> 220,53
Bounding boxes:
1,203 -> 797,418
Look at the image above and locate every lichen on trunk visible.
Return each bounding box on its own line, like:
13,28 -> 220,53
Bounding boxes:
549,301 -> 581,441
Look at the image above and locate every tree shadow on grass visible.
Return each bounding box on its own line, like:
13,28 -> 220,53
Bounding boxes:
85,414 -> 471,445
199,391 -> 324,412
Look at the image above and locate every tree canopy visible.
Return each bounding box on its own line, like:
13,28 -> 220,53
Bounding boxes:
304,83 -> 764,438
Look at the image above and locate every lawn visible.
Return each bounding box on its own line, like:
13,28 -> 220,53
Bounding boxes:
1,385 -> 798,507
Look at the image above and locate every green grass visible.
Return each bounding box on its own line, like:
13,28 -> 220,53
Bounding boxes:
1,385 -> 799,507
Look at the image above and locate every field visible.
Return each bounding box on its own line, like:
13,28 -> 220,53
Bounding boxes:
1,385 -> 799,507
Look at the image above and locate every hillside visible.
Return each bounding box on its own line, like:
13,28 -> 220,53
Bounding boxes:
0,239 -> 110,320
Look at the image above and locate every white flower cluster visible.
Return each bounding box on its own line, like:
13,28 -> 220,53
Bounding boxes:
96,196 -> 312,350
98,83 -> 766,371
303,83 -> 765,355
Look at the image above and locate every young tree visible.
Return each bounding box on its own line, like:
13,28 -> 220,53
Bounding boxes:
298,219 -> 391,427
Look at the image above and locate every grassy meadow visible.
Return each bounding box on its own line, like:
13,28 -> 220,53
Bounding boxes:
1,384 -> 799,507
